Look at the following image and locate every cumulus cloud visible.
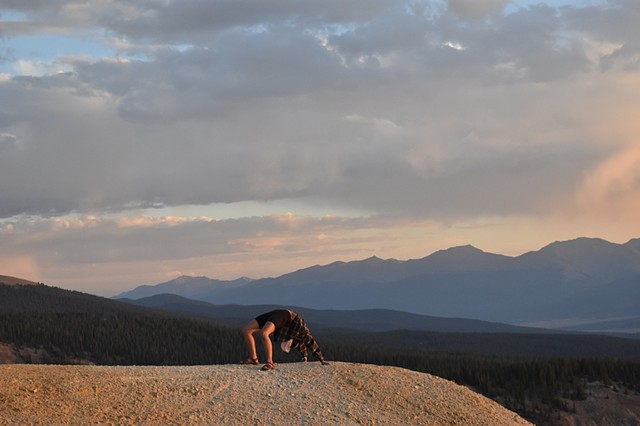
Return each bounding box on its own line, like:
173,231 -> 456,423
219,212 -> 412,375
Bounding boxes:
0,1 -> 635,220
1,0 -> 640,291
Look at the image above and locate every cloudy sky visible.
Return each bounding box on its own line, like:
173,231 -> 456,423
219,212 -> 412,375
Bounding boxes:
1,0 -> 639,296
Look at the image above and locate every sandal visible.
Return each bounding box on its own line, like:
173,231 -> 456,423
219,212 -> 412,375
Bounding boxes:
241,357 -> 259,365
261,362 -> 275,371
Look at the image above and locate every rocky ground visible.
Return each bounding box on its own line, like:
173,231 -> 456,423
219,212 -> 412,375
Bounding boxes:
0,362 -> 531,425
553,382 -> 640,426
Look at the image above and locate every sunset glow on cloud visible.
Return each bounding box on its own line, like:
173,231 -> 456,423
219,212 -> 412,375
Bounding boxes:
1,0 -> 639,295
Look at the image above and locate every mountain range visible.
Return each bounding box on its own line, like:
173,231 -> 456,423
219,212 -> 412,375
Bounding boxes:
123,293 -> 552,334
115,237 -> 640,334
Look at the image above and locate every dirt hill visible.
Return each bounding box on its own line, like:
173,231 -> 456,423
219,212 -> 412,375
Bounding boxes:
0,275 -> 38,286
0,362 -> 531,425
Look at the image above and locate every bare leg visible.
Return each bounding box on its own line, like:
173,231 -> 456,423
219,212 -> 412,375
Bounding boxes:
260,322 -> 276,365
242,320 -> 260,361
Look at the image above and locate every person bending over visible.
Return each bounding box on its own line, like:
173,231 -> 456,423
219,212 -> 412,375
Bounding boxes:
241,309 -> 329,371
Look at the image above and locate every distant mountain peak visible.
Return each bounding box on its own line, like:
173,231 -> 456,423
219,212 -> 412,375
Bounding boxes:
113,274 -> 251,300
170,275 -> 206,283
167,275 -> 252,284
535,237 -> 625,260
427,244 -> 487,258
541,237 -> 612,250
446,244 -> 482,252
414,244 -> 513,274
360,255 -> 385,263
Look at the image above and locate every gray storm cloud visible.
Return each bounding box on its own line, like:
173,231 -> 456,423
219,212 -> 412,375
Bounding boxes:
448,0 -> 510,20
0,0 -> 638,221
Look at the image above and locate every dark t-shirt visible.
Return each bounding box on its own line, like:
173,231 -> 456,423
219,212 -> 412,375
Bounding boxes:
255,309 -> 292,329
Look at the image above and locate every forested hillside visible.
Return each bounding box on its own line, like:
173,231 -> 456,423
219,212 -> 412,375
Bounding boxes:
0,284 -> 243,365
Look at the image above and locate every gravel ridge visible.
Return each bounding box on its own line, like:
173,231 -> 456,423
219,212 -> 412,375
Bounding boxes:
0,362 -> 532,425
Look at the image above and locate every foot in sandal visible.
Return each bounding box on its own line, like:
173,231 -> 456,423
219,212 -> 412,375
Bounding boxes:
261,362 -> 275,371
